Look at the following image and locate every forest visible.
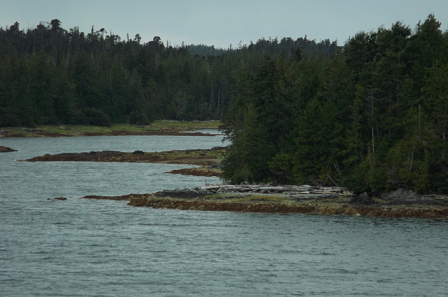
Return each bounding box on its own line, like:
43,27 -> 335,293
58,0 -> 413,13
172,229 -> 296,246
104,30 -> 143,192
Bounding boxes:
220,14 -> 448,194
0,19 -> 337,127
1,15 -> 447,194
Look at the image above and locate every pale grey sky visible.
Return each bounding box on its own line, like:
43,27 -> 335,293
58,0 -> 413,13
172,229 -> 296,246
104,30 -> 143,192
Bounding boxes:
1,0 -> 447,48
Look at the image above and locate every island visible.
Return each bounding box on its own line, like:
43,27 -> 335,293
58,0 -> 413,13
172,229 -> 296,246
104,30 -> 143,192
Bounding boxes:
24,147 -> 227,177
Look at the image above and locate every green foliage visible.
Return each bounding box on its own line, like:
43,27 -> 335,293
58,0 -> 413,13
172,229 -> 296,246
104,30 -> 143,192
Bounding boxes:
0,21 -> 340,127
84,108 -> 111,127
221,14 -> 448,194
3,16 -> 448,194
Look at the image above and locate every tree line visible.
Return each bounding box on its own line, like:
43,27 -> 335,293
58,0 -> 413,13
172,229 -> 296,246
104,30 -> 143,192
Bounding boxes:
0,19 -> 338,127
220,15 -> 448,194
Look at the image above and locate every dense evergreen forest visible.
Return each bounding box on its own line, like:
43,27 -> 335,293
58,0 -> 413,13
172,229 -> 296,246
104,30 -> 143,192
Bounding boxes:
221,15 -> 448,194
0,19 -> 337,127
2,16 -> 447,194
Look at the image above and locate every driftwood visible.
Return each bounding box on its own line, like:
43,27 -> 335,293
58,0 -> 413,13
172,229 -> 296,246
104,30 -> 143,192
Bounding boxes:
200,184 -> 352,196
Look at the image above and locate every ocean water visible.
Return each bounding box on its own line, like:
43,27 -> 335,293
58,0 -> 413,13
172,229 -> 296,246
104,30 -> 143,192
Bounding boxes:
1,133 -> 448,296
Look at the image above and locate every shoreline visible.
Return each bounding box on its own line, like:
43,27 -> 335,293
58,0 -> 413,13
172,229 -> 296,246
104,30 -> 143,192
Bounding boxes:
80,185 -> 448,219
0,121 -> 221,138
0,130 -> 218,138
23,148 -> 226,177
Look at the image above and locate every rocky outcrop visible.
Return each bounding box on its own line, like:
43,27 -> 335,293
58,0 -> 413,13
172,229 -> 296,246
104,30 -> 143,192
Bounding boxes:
24,148 -> 225,177
379,188 -> 448,205
167,167 -> 222,177
26,150 -> 125,162
80,186 -> 448,219
0,146 -> 17,152
349,192 -> 375,205
47,197 -> 68,200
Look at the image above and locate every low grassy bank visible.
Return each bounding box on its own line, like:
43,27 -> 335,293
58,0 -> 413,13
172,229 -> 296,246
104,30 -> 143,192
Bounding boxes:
0,121 -> 221,137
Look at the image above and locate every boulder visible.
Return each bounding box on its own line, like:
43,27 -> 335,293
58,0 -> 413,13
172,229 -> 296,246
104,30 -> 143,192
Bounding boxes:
381,188 -> 420,203
349,192 -> 375,205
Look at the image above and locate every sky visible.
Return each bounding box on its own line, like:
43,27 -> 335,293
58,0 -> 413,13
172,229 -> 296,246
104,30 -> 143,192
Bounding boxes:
1,0 -> 447,49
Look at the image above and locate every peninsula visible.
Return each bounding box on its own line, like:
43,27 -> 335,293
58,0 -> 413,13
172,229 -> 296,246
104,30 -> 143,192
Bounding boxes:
82,185 -> 448,219
30,147 -> 448,219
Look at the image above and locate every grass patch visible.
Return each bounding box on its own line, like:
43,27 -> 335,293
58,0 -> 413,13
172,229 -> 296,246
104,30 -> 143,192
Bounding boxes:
147,121 -> 220,130
2,121 -> 222,137
157,149 -> 225,160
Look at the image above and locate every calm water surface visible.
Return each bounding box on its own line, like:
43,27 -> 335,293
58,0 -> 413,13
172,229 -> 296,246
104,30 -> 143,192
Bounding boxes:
1,133 -> 447,296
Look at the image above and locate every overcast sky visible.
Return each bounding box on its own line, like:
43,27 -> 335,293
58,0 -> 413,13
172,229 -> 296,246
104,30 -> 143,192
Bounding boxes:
1,0 -> 447,48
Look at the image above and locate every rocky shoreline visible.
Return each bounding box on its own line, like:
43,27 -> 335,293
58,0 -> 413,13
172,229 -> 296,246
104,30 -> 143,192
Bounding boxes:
20,142 -> 448,219
81,185 -> 448,219
24,147 -> 226,177
0,146 -> 17,152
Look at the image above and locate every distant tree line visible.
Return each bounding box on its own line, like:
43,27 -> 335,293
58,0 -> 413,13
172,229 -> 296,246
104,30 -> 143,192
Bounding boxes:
221,15 -> 448,194
0,19 -> 338,127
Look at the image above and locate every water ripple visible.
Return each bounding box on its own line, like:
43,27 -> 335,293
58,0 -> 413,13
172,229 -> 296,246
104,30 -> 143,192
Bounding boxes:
1,135 -> 448,296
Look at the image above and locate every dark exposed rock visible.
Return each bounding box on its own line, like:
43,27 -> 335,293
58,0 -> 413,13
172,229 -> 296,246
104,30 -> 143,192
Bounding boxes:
25,150 -> 124,161
379,188 -> 436,204
381,188 -> 420,201
0,146 -> 17,152
47,197 -> 68,200
82,194 -> 136,201
381,189 -> 442,205
22,148 -> 225,177
349,192 -> 375,205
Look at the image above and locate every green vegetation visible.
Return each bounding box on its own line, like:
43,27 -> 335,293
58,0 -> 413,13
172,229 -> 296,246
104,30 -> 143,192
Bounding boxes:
0,20 -> 337,128
221,14 -> 448,194
3,15 -> 447,195
147,121 -> 220,130
25,147 -> 226,167
0,121 -> 220,136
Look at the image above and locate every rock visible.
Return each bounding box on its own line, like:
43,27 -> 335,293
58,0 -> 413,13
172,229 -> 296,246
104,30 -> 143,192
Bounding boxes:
381,188 -> 422,204
48,197 -> 68,200
349,192 -> 375,205
132,150 -> 144,154
0,146 -> 17,152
